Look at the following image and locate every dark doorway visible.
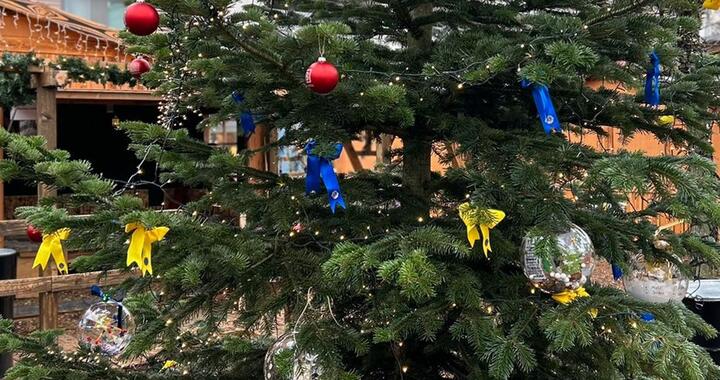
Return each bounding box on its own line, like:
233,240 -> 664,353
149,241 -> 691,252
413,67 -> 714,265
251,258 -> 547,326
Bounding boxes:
58,103 -> 158,183
57,103 -> 164,205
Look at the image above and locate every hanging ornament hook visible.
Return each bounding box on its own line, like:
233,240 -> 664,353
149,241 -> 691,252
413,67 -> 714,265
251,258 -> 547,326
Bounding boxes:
293,287 -> 315,334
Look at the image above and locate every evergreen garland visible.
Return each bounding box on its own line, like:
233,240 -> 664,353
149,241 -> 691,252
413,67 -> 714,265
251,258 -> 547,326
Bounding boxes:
0,53 -> 137,109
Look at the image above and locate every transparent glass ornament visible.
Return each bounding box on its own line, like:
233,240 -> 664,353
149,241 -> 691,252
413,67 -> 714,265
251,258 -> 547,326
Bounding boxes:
623,255 -> 689,303
264,332 -> 323,380
78,300 -> 135,356
521,223 -> 595,293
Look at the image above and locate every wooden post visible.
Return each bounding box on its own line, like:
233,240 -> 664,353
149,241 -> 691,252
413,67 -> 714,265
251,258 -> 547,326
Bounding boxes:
247,123 -> 267,171
31,68 -> 60,330
376,134 -> 393,166
0,107 -> 4,246
32,69 -> 59,199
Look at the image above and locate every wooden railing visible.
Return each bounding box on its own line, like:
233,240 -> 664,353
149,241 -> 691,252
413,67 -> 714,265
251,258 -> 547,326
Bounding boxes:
0,270 -> 130,329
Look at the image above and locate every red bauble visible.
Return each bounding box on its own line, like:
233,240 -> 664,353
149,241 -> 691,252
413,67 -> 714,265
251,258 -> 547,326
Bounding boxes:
27,225 -> 42,243
305,57 -> 339,94
129,57 -> 151,77
124,1 -> 160,36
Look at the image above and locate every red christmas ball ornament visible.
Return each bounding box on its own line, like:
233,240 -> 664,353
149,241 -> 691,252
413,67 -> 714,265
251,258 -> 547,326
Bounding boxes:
129,57 -> 151,77
27,225 -> 43,243
305,57 -> 339,94
124,1 -> 160,36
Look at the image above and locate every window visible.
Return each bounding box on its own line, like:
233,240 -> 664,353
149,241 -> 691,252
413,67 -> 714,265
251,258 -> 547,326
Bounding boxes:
277,128 -> 306,177
204,120 -> 306,176
62,0 -> 125,29
207,120 -> 239,155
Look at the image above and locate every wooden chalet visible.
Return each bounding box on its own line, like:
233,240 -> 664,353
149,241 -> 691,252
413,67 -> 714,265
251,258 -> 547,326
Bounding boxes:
0,0 -> 160,285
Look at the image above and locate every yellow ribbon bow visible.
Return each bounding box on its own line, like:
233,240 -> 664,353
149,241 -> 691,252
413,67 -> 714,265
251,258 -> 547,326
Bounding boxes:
588,307 -> 599,319
125,223 -> 169,276
458,203 -> 506,257
658,115 -> 675,126
552,287 -> 590,305
705,0 -> 720,10
162,360 -> 178,370
33,228 -> 71,275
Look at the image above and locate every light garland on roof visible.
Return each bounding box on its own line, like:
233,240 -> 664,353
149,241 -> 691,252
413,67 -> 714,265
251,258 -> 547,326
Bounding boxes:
0,4 -> 125,61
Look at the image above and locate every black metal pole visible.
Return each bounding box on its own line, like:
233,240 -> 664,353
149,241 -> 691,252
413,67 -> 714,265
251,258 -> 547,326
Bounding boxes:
0,248 -> 17,376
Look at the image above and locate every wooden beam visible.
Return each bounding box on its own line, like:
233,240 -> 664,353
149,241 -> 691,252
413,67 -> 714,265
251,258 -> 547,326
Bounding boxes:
33,70 -> 58,200
444,142 -> 461,169
376,134 -> 393,166
50,269 -> 129,293
0,211 -> 180,237
0,270 -> 129,298
0,277 -> 51,297
343,142 -> 364,172
0,219 -> 29,237
57,89 -> 160,104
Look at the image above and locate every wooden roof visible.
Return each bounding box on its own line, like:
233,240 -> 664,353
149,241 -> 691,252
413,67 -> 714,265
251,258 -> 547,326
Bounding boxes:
0,0 -> 158,102
0,0 -> 120,46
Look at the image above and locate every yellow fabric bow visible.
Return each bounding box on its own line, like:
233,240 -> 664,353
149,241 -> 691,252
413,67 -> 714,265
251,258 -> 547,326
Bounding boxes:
125,223 -> 169,276
162,360 -> 178,370
552,287 -> 590,305
658,115 -> 675,126
33,228 -> 71,275
705,0 -> 720,10
588,307 -> 599,319
458,203 -> 506,257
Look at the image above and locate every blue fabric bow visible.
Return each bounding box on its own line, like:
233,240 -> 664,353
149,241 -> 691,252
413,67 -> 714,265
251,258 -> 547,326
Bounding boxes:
232,91 -> 256,136
305,141 -> 346,213
521,79 -> 562,134
640,312 -> 655,323
612,264 -> 623,280
645,51 -> 661,107
91,285 -> 124,328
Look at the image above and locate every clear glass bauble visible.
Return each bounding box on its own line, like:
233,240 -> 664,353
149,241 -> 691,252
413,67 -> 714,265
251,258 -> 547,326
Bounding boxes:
623,255 -> 689,303
78,300 -> 135,356
264,332 -> 323,380
521,223 -> 596,293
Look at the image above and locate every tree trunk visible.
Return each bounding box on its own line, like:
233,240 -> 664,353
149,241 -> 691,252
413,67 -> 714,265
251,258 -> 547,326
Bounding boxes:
401,3 -> 433,218
402,134 -> 432,217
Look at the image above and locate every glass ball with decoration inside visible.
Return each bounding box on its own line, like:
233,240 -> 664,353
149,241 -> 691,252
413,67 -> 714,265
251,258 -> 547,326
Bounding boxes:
521,224 -> 595,293
623,254 -> 689,303
264,331 -> 323,380
78,300 -> 135,356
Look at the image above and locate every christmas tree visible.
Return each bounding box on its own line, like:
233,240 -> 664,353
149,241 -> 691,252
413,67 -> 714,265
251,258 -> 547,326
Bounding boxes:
2,0 -> 720,379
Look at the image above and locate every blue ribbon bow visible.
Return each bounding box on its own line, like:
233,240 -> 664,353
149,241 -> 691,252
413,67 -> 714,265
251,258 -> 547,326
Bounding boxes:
645,51 -> 661,107
521,80 -> 562,134
91,285 -> 124,328
305,141 -> 346,213
640,312 -> 655,323
611,264 -> 623,280
231,91 -> 256,136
